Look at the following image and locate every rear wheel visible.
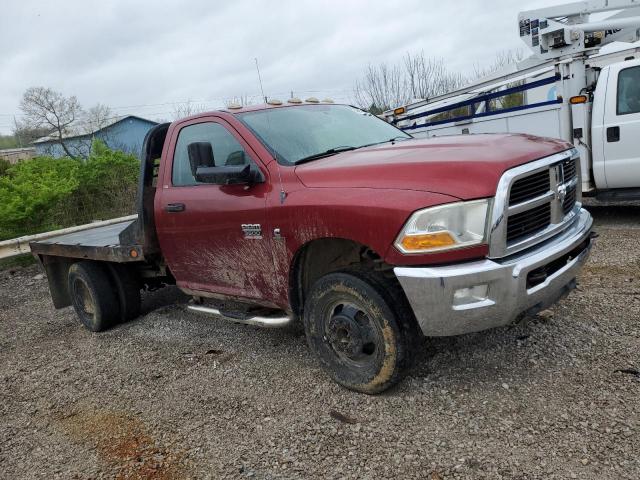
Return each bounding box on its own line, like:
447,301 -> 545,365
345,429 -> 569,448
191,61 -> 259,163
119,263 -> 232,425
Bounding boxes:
303,270 -> 420,394
68,261 -> 120,332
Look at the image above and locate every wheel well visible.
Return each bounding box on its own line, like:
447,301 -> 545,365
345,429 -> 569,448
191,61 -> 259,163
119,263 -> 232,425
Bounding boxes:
289,238 -> 391,318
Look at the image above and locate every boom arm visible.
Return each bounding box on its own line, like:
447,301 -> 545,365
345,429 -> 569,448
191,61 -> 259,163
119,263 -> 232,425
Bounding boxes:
519,0 -> 640,60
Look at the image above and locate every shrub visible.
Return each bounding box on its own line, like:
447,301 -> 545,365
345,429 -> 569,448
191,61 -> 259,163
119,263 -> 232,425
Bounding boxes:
57,139 -> 139,227
0,140 -> 139,240
0,157 -> 80,239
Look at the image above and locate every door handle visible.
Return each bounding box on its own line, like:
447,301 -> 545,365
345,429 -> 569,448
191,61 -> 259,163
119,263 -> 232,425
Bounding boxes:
607,126 -> 620,142
165,203 -> 185,213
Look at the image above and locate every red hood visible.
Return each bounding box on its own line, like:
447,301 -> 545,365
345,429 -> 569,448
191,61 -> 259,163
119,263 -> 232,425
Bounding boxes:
294,134 -> 572,200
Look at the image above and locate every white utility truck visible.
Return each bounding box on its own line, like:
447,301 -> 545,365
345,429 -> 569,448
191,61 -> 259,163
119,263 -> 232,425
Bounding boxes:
385,0 -> 640,200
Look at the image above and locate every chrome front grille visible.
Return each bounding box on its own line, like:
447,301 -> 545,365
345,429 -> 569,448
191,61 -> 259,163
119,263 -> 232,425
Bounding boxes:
509,169 -> 551,204
563,184 -> 577,215
506,202 -> 551,242
489,149 -> 581,259
562,157 -> 576,179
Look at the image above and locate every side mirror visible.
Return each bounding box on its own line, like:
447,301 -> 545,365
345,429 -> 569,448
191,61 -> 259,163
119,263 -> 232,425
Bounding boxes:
187,141 -> 263,185
195,163 -> 263,185
187,142 -> 214,177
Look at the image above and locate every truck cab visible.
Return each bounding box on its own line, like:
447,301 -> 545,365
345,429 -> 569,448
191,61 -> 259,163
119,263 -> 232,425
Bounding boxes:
592,58 -> 640,191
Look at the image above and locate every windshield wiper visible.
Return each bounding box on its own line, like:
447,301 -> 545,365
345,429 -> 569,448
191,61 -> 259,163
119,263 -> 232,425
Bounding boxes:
295,137 -> 411,164
296,146 -> 358,164
359,136 -> 412,149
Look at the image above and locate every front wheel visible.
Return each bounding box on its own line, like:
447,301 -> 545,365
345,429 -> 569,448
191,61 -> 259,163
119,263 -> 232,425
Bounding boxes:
303,271 -> 419,394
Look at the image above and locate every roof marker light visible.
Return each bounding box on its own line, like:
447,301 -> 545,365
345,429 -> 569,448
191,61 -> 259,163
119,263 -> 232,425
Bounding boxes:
267,99 -> 283,105
305,97 -> 320,103
322,98 -> 334,103
394,107 -> 406,115
287,97 -> 303,104
227,103 -> 243,110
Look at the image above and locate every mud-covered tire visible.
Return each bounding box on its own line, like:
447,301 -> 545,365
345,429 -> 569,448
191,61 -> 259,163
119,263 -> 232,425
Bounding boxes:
303,270 -> 420,394
106,263 -> 141,322
68,261 -> 120,332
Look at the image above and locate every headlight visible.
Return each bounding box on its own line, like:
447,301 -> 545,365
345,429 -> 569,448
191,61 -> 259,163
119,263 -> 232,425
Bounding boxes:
395,199 -> 491,254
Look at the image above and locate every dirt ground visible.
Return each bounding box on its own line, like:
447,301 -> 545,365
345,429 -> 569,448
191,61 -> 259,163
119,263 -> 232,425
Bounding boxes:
0,204 -> 638,480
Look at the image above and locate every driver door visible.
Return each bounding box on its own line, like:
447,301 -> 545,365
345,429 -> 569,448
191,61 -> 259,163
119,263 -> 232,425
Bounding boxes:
155,118 -> 275,301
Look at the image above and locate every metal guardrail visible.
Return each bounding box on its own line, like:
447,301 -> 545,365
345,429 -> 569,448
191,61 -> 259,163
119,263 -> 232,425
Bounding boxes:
0,215 -> 138,260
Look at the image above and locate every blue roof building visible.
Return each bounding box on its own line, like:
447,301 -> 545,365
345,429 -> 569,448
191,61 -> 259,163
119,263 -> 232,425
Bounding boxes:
33,115 -> 158,159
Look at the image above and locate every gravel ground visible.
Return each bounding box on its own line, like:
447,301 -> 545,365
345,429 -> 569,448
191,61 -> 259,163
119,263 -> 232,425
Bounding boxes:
1,204 -> 638,480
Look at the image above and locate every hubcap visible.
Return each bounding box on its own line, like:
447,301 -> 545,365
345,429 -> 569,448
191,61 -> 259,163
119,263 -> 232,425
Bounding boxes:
326,303 -> 378,364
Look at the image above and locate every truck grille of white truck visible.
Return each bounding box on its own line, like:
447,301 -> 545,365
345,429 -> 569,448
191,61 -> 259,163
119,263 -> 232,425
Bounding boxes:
489,149 -> 581,259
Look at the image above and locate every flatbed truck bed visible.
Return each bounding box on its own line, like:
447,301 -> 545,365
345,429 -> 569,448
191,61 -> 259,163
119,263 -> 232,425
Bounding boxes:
30,219 -> 144,263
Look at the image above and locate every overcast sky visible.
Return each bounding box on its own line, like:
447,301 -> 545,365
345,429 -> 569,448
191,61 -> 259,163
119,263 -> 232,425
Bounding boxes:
0,0 -> 571,134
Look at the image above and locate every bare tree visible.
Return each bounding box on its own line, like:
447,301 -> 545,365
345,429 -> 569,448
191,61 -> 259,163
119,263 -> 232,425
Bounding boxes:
171,100 -> 208,120
473,49 -> 527,79
354,63 -> 407,113
226,95 -> 255,107
354,49 -> 531,115
404,53 -> 465,101
19,87 -> 83,159
354,52 -> 466,113
83,103 -> 112,133
67,103 -> 117,157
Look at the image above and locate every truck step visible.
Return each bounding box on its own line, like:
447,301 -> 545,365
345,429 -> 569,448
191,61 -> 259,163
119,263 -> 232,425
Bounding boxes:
187,305 -> 291,328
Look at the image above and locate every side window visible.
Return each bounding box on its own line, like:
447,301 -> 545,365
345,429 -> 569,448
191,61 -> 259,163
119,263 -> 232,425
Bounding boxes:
617,66 -> 640,115
172,122 -> 250,186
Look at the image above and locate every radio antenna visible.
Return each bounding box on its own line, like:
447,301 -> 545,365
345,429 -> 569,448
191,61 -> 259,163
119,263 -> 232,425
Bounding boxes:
254,57 -> 286,204
255,58 -> 267,103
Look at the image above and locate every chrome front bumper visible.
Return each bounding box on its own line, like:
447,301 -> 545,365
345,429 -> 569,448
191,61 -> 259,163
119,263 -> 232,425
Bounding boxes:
394,209 -> 593,337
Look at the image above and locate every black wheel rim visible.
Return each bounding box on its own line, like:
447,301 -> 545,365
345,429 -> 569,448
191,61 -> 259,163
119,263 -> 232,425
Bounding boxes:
324,301 -> 382,367
72,278 -> 95,319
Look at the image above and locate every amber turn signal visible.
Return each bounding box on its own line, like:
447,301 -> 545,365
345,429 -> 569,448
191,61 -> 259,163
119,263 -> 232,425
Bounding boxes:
400,231 -> 456,251
570,95 -> 588,104
394,107 -> 406,115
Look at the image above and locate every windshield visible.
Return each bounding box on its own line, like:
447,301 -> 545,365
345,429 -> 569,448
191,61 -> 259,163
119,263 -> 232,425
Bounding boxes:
237,104 -> 411,165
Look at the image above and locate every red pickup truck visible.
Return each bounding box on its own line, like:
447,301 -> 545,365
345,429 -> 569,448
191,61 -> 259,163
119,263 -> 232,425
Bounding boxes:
31,101 -> 593,393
